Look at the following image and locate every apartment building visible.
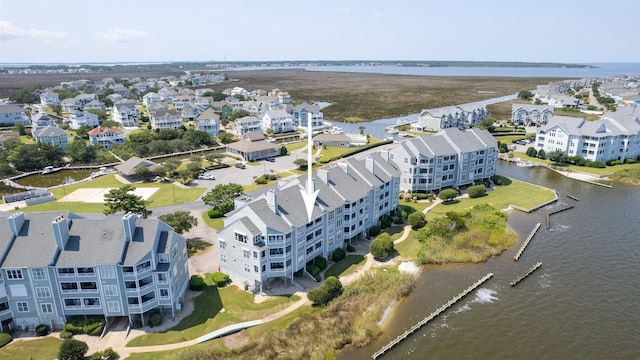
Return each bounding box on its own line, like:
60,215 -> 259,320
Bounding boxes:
0,212 -> 189,331
217,152 -> 400,292
388,128 -> 498,193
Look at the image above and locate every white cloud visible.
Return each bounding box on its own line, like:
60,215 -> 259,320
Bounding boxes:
95,28 -> 148,43
0,20 -> 71,41
373,12 -> 383,18
335,7 -> 350,13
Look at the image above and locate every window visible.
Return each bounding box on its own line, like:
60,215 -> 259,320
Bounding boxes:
220,254 -> 227,263
104,285 -> 118,297
160,289 -> 169,298
108,301 -> 120,313
41,303 -> 53,314
57,268 -> 75,276
243,249 -> 251,259
31,268 -> 46,280
17,302 -> 29,312
36,287 -> 51,298
80,282 -> 97,291
219,240 -> 226,249
6,269 -> 23,280
61,282 -> 78,292
235,232 -> 247,243
64,298 -> 81,308
100,266 -> 116,279
270,262 -> 284,269
77,267 -> 95,276
254,265 -> 259,273
244,263 -> 251,272
83,298 -> 100,307
270,248 -> 284,256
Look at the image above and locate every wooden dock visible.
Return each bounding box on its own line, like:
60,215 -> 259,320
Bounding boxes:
371,273 -> 494,359
510,262 -> 543,286
514,223 -> 541,261
546,206 -> 575,229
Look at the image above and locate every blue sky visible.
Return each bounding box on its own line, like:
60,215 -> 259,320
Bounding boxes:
1,0 -> 638,64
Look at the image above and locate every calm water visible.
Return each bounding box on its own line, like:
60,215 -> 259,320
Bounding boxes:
341,162 -> 640,360
13,169 -> 95,189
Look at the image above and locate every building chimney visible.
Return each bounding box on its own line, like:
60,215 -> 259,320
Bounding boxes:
338,161 -> 349,174
51,214 -> 70,250
366,156 -> 375,174
317,169 -> 329,185
266,189 -> 278,214
122,212 -> 138,242
7,212 -> 25,236
380,149 -> 391,162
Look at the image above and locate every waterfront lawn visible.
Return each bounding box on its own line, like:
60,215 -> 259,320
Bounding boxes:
608,166 -> 640,185
514,152 -> 639,176
21,174 -> 205,213
126,276 -> 299,347
553,108 -> 600,121
395,231 -> 422,259
324,255 -> 366,278
284,141 -> 307,153
0,336 -> 63,360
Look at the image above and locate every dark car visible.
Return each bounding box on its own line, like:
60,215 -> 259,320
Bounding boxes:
235,163 -> 246,169
265,157 -> 275,162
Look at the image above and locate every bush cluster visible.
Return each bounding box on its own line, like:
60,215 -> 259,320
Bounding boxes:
380,214 -> 393,229
370,233 -> 394,260
64,317 -> 105,336
346,244 -> 356,252
331,248 -> 346,262
207,208 -> 224,219
314,256 -> 328,271
307,276 -> 343,306
60,330 -> 74,339
367,225 -> 381,237
467,184 -> 487,198
36,324 -> 50,336
149,312 -> 163,327
58,339 -> 88,360
255,174 -> 278,184
306,264 -> 321,280
211,271 -> 230,287
407,211 -> 426,229
89,347 -> 118,360
189,275 -> 205,291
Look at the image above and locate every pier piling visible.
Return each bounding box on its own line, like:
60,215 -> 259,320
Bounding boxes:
510,262 -> 543,286
546,206 -> 575,229
514,223 -> 541,261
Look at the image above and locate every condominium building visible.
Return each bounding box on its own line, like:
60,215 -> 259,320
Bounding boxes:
535,107 -> 640,162
0,212 -> 189,331
388,128 -> 498,193
217,152 -> 400,292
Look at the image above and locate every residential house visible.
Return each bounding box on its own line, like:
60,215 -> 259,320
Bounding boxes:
173,95 -> 196,111
225,132 -> 280,161
106,94 -> 123,103
195,109 -> 220,137
457,103 -> 489,126
254,96 -> 279,109
74,94 -> 99,109
261,109 -> 294,134
32,126 -> 69,149
235,116 -> 262,136
313,133 -> 351,148
87,126 -> 125,149
277,91 -> 291,104
293,103 -> 324,128
217,151 -> 400,291
0,212 -> 189,331
39,90 -> 60,107
111,84 -> 129,97
211,101 -> 233,119
142,92 -> 162,107
147,102 -> 168,114
150,109 -> 182,130
31,112 -> 57,132
388,128 -> 498,193
112,101 -> 139,127
0,105 -> 30,126
535,107 -> 640,162
68,110 -> 99,130
181,104 -> 199,122
60,98 -> 78,113
83,100 -> 105,112
511,104 -> 554,126
115,156 -> 160,177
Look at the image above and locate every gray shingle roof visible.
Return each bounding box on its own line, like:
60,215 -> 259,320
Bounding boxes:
56,217 -> 126,266
122,219 -> 161,265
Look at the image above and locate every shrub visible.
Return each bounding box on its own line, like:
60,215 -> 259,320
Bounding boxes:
346,244 -> 356,252
306,264 -> 321,277
149,312 -> 163,327
89,352 -> 103,360
211,272 -> 230,287
58,339 -> 88,360
367,225 -> 381,237
36,324 -> 50,336
64,317 -> 105,336
370,233 -> 394,260
587,161 -> 606,168
308,276 -> 343,306
0,333 -> 12,348
102,347 -> 119,360
606,159 -> 621,166
331,248 -> 346,262
412,192 -> 432,200
438,188 -> 458,202
207,208 -> 224,218
624,158 -> 636,164
380,214 -> 393,229
189,275 -> 205,291
407,211 -> 426,229
467,184 -> 487,198
314,256 -> 328,271
89,324 -> 104,336
60,330 -> 73,339
255,176 -> 268,184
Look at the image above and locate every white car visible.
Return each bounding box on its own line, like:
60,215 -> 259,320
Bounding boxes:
198,173 -> 215,180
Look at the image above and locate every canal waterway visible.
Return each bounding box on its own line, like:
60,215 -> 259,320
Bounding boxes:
341,161 -> 640,360
13,169 -> 95,189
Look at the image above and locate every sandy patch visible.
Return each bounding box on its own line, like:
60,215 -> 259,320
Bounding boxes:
59,187 -> 159,203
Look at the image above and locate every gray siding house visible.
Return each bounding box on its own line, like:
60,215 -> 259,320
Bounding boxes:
0,212 -> 189,331
218,152 -> 400,292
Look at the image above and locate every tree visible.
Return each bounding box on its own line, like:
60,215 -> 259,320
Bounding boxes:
518,90 -> 534,101
537,149 -> 547,160
438,188 -> 458,202
135,166 -> 154,181
211,92 -> 226,101
52,104 -> 63,116
75,124 -> 93,139
158,211 -> 198,235
87,109 -> 107,121
13,122 -> 26,136
217,131 -> 236,144
67,140 -> 98,163
308,276 -> 343,306
230,109 -> 250,121
280,146 -> 288,156
202,183 -> 244,214
163,158 -> 181,175
408,211 -> 426,229
526,147 -> 538,158
294,158 -> 308,170
370,233 -> 394,260
8,143 -> 65,172
477,118 -> 495,133
547,149 -> 567,163
359,125 -> 366,135
103,185 -> 152,218
58,339 -> 88,360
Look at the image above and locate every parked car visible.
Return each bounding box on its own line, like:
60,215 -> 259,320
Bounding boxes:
198,173 -> 215,180
235,163 -> 246,169
265,157 -> 275,162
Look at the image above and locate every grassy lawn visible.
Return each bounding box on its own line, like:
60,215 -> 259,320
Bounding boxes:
202,212 -> 225,230
0,336 -> 64,360
324,255 -> 366,278
187,239 -> 212,257
513,152 -> 639,176
554,108 -> 600,121
285,141 -> 307,153
22,174 -> 206,213
493,134 -> 532,144
395,231 -> 422,258
126,276 -> 299,347
317,146 -> 360,162
487,99 -> 530,120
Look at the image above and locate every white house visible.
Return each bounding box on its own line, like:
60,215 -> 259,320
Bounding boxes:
261,109 -> 294,134
68,110 -> 99,130
87,126 -> 125,149
236,116 -> 262,136
195,109 -> 220,137
150,109 -> 182,130
112,101 -> 139,127
40,90 -> 60,107
511,104 -> 554,126
293,103 -> 325,128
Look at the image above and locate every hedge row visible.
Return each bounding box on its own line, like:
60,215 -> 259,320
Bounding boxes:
64,317 -> 105,336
